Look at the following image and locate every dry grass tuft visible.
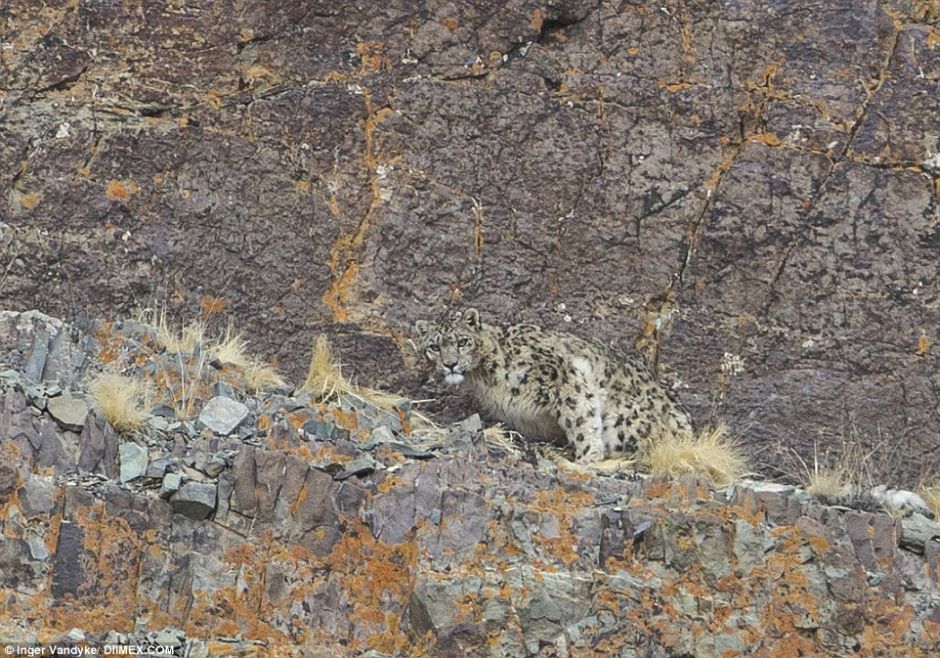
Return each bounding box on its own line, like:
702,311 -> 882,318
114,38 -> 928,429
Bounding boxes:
244,362 -> 286,393
483,423 -> 523,454
211,326 -> 285,392
299,334 -> 428,427
210,326 -> 251,367
155,310 -> 206,354
918,478 -> 940,519
301,334 -> 351,399
647,425 -> 746,486
805,468 -> 849,499
89,372 -> 150,433
794,440 -> 873,500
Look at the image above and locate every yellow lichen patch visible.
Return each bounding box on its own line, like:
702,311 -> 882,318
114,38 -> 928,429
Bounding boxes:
105,179 -> 139,201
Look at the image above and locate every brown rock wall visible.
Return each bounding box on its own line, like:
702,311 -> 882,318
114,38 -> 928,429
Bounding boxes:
1,1 -> 938,483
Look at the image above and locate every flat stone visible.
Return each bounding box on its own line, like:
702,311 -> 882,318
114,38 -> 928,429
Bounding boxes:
169,481 -> 217,519
145,456 -> 174,478
303,417 -> 339,440
146,415 -> 171,432
333,455 -> 379,480
370,425 -> 396,444
198,396 -> 248,435
119,441 -> 149,482
47,393 -> 90,432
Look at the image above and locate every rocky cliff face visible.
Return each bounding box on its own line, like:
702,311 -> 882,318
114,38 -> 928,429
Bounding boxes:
1,311 -> 939,656
1,0 -> 937,485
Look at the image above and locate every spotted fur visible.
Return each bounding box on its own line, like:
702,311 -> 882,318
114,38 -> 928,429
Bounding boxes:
414,308 -> 693,462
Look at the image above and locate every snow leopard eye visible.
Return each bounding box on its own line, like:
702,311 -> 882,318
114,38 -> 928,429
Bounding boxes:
427,343 -> 440,353
457,337 -> 470,348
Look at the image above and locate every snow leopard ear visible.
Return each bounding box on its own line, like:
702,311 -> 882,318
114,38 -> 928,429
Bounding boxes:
414,320 -> 432,339
462,308 -> 481,329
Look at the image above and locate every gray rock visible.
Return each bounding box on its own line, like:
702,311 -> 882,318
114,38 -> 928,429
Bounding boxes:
24,328 -> 50,382
0,464 -> 18,498
23,383 -> 47,410
150,403 -> 177,418
408,577 -> 484,636
146,456 -> 174,478
0,368 -> 21,383
50,522 -> 85,597
149,628 -> 184,648
198,396 -> 248,435
46,393 -> 90,432
459,414 -> 483,434
303,417 -> 339,441
26,534 -> 49,561
900,513 -> 940,554
146,415 -> 171,432
212,381 -> 236,399
19,476 -> 57,517
119,441 -> 149,482
333,455 -> 378,480
370,425 -> 396,444
160,472 -> 182,498
77,417 -> 119,479
169,481 -> 217,519
204,456 -> 226,478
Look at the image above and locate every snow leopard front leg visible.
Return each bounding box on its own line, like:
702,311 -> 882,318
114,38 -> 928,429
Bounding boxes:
555,356 -> 607,462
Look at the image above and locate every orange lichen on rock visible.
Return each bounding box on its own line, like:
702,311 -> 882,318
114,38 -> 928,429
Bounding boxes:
105,179 -> 139,201
91,320 -> 124,364
528,487 -> 594,565
320,518 -> 418,652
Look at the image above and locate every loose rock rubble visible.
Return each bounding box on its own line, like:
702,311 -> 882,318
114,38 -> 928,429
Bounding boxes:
1,310 -> 939,656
